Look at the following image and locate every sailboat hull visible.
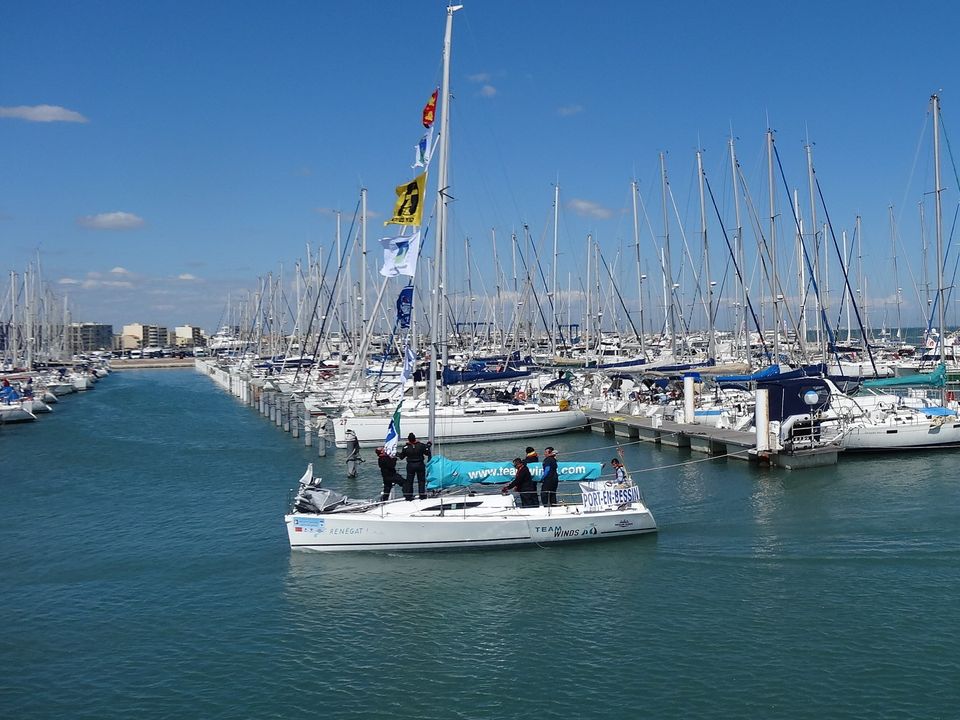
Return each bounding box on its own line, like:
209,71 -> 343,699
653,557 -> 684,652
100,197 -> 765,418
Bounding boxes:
332,403 -> 587,447
286,496 -> 656,552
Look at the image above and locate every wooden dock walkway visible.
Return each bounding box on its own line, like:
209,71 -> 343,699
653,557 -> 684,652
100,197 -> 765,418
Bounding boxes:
583,410 -> 840,469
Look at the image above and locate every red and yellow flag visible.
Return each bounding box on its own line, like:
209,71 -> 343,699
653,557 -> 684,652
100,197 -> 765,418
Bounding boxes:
422,88 -> 438,128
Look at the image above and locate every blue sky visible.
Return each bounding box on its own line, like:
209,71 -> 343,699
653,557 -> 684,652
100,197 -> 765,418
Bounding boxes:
2,1 -> 959,335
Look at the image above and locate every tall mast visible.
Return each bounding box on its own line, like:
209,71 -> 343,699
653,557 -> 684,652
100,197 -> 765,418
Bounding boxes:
805,142 -> 825,361
795,189 -> 807,351
631,180 -> 646,357
856,214 -> 865,341
659,152 -> 676,357
551,182 -> 559,355
842,230 -> 852,343
360,187 -> 367,350
766,129 -> 780,361
696,150 -> 716,360
932,93 -> 946,366
585,234 -> 592,353
729,137 -> 748,366
889,205 -> 903,340
427,4 -> 462,442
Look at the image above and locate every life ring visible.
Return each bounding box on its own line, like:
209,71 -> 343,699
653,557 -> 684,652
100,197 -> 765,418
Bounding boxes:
948,391 -> 956,402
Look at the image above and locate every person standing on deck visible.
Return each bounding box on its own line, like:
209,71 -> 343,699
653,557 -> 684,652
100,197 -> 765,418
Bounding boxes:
376,447 -> 405,501
611,458 -> 627,484
398,432 -> 432,500
540,446 -> 559,507
502,457 -> 539,508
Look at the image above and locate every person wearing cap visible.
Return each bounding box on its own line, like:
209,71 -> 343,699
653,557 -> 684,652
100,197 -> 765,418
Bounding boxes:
502,457 -> 539,508
398,432 -> 432,500
524,446 -> 539,464
376,447 -> 405,502
540,446 -> 559,507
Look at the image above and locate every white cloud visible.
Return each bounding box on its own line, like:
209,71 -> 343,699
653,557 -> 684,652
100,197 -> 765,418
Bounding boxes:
78,211 -> 145,230
0,104 -> 88,123
178,273 -> 198,281
468,72 -> 491,83
58,277 -> 80,285
110,266 -> 130,275
558,104 -> 584,117
479,85 -> 497,98
569,198 -> 613,220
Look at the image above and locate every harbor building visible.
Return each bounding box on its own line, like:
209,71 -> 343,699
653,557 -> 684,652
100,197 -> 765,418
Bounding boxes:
68,322 -> 114,353
120,323 -> 169,351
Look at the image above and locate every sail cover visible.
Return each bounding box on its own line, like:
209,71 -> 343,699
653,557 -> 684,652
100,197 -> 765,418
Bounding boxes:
861,364 -> 946,389
426,455 -> 603,490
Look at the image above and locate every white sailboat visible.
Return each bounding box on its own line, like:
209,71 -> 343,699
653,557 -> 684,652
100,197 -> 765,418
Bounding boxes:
286,461 -> 656,552
285,5 -> 656,551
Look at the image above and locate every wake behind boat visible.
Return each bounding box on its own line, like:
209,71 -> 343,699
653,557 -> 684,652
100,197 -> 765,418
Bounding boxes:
285,460 -> 657,552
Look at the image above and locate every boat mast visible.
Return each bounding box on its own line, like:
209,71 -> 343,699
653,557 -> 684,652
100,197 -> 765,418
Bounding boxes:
360,187 -> 368,351
889,205 -> 903,340
427,3 -> 462,443
631,179 -> 647,358
660,152 -> 676,357
766,129 -> 780,362
932,93 -> 946,367
729,137 -> 748,367
842,230 -> 852,343
805,142 -> 825,362
551,182 -> 559,356
696,150 -> 716,361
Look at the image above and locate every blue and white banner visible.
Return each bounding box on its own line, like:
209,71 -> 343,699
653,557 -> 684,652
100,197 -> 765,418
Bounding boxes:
398,342 -> 416,386
579,480 -> 641,512
396,286 -> 413,328
380,231 -> 422,278
426,456 -> 603,490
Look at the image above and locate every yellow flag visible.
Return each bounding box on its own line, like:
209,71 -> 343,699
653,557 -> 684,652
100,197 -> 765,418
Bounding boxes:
385,172 -> 426,226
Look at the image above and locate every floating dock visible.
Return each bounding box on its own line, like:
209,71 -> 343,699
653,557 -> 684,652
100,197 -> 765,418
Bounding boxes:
583,410 -> 841,469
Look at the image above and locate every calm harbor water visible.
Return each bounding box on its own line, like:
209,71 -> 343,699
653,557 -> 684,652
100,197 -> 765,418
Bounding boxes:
3,369 -> 959,719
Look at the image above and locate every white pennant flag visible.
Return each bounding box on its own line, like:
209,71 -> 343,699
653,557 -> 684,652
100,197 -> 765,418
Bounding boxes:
398,342 -> 416,386
380,231 -> 422,277
412,127 -> 434,169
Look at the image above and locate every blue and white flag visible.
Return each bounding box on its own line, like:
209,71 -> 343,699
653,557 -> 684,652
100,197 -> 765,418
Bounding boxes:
380,231 -> 421,278
384,402 -> 403,457
398,342 -> 416,386
396,286 -> 413,328
412,127 -> 434,169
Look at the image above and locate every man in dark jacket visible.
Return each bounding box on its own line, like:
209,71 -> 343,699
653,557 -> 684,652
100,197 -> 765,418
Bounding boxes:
540,446 -> 559,507
502,457 -> 539,508
398,432 -> 432,500
376,447 -> 405,501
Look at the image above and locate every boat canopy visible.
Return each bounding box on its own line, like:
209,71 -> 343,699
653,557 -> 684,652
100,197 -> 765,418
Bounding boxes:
756,376 -> 832,422
715,364 -> 781,384
861,364 -> 946,389
426,455 -> 603,490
